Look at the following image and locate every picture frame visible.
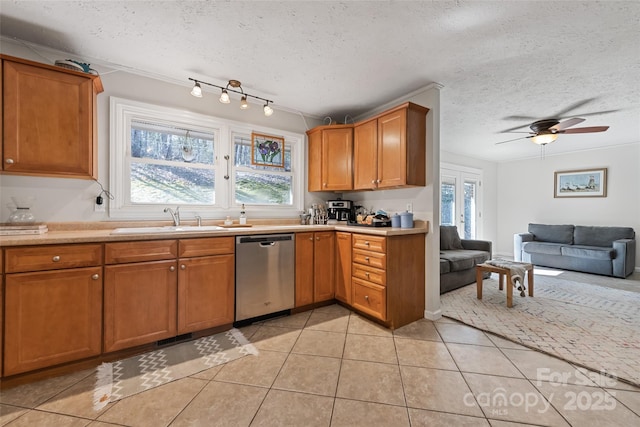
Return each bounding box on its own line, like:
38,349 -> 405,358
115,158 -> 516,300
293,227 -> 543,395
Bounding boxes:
251,132 -> 285,168
554,168 -> 607,198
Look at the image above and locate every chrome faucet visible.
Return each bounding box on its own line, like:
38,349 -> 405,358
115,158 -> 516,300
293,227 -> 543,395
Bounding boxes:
164,206 -> 180,226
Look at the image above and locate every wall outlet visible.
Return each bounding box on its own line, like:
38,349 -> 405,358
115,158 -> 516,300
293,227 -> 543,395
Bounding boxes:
406,203 -> 413,213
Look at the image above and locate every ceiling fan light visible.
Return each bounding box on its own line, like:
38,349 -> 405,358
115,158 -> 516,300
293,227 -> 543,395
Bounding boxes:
219,89 -> 230,104
240,95 -> 249,110
531,133 -> 558,145
263,102 -> 274,116
190,82 -> 202,98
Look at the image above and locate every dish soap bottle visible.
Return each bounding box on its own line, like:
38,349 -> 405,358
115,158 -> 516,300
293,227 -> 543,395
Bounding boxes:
239,204 -> 247,225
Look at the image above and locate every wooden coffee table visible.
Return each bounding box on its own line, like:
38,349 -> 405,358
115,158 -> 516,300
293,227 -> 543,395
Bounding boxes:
476,262 -> 534,307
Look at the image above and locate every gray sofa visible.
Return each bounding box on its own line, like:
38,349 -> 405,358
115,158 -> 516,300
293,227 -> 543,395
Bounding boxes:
514,223 -> 636,278
440,226 -> 492,294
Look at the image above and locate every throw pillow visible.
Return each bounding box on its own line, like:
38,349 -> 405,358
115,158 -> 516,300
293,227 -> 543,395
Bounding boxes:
440,226 -> 464,250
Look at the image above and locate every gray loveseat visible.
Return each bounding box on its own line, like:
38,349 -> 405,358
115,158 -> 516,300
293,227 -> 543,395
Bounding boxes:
440,226 -> 492,294
514,223 -> 636,278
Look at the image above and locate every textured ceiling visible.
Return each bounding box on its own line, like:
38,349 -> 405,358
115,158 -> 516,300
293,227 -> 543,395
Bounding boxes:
1,1 -> 639,162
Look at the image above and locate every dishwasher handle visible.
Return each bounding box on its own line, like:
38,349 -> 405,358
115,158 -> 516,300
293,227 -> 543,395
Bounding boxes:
237,234 -> 293,244
260,242 -> 276,247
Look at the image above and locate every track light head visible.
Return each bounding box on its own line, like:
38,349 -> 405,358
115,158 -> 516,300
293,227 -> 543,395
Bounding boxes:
240,95 -> 249,110
263,102 -> 274,117
219,89 -> 231,104
190,81 -> 202,98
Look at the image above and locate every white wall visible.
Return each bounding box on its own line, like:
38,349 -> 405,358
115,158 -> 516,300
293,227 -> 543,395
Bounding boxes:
496,143 -> 640,268
0,39 -> 324,223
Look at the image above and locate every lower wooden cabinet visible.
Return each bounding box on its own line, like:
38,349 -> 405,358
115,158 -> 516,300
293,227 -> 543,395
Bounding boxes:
104,260 -> 178,352
335,232 -> 352,304
3,267 -> 103,375
295,231 -> 335,306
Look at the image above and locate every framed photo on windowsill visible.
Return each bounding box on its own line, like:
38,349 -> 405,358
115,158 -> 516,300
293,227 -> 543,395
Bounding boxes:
554,168 -> 607,198
251,132 -> 285,168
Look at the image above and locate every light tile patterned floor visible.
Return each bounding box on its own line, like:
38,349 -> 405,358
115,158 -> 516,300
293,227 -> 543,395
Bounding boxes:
1,304 -> 639,426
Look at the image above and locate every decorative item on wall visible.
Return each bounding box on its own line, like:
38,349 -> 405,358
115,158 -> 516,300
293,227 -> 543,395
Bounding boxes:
554,168 -> 607,198
251,132 -> 285,168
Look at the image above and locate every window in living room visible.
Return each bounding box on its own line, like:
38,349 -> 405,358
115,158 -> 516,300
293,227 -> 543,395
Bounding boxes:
441,164 -> 482,239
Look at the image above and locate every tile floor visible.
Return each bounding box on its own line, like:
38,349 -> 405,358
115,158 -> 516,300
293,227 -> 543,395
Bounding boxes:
1,304 -> 639,426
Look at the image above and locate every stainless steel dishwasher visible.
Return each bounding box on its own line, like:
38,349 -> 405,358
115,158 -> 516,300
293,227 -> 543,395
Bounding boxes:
235,234 -> 295,321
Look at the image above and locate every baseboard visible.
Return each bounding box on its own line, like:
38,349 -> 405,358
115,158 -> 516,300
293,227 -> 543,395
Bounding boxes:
424,309 -> 442,320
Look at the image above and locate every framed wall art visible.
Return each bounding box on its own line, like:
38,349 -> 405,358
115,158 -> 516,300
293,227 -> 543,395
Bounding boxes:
554,168 -> 607,198
251,132 -> 285,168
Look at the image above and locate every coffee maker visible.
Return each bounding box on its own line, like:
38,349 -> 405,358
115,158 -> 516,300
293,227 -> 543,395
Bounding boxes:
327,199 -> 353,222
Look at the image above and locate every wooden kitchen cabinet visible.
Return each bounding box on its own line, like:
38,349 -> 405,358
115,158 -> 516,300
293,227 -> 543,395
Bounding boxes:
177,237 -> 235,334
350,233 -> 425,328
353,102 -> 429,190
3,245 -> 102,376
307,124 -> 353,191
104,240 -> 178,352
295,231 -> 335,306
1,54 -> 103,179
334,232 -> 352,304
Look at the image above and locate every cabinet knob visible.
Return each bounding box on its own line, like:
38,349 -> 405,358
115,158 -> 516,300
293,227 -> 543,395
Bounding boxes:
52,255 -> 61,262
365,257 -> 370,261
364,241 -> 370,246
371,180 -> 376,184
323,182 -> 327,187
181,264 -> 186,270
5,158 -> 14,164
309,237 -> 313,241
316,237 -> 320,240
364,295 -> 369,301
91,274 -> 99,280
376,179 -> 381,184
365,272 -> 370,277
169,266 -> 176,272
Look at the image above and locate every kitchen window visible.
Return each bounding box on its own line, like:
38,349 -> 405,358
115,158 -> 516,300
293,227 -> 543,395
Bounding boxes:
109,97 -> 303,219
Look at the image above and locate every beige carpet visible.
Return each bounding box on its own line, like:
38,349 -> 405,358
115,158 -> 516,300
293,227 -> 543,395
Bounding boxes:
93,328 -> 257,411
441,268 -> 640,387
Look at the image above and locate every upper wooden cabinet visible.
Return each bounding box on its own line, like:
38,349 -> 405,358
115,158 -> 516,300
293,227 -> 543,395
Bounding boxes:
306,124 -> 353,191
354,102 -> 429,190
1,55 -> 103,179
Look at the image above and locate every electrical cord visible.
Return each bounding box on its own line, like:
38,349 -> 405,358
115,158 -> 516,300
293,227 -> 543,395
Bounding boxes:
94,180 -> 114,205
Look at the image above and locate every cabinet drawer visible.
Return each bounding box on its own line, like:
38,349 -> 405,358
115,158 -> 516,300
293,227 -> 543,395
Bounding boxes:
352,234 -> 386,253
179,237 -> 234,258
352,278 -> 386,321
352,263 -> 386,286
4,244 -> 103,273
105,240 -> 178,264
352,248 -> 386,269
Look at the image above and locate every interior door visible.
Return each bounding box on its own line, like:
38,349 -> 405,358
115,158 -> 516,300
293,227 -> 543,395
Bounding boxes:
441,166 -> 482,239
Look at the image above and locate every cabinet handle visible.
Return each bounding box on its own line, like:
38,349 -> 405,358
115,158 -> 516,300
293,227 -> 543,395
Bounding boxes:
169,266 -> 176,272
91,274 -> 99,280
181,264 -> 186,270
6,158 -> 14,164
52,255 -> 61,262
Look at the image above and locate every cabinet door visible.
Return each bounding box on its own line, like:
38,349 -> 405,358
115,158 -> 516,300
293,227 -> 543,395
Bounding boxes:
377,108 -> 407,188
104,260 -> 177,352
321,128 -> 353,191
353,119 -> 378,190
295,233 -> 315,307
178,254 -> 234,334
314,232 -> 335,302
2,60 -> 96,178
335,232 -> 352,304
4,267 -> 102,375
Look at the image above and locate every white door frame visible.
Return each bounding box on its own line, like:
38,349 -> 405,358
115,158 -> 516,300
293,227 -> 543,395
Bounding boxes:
440,163 -> 483,239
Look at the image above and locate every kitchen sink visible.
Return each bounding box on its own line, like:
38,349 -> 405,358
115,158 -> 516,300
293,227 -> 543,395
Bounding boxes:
111,225 -> 226,234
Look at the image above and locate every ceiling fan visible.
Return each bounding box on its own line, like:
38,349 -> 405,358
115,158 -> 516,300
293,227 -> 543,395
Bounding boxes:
495,118 -> 610,146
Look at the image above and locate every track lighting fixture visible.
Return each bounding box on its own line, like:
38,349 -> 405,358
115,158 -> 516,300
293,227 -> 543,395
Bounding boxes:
190,82 -> 202,98
189,78 -> 274,116
263,101 -> 274,117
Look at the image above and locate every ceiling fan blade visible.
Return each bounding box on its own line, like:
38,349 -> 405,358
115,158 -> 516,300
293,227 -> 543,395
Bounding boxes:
495,135 -> 532,145
559,126 -> 609,134
558,109 -> 620,119
553,98 -> 596,117
550,118 -> 585,131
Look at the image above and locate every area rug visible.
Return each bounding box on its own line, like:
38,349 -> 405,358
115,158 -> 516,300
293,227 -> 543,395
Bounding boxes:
441,273 -> 640,387
93,328 -> 258,410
